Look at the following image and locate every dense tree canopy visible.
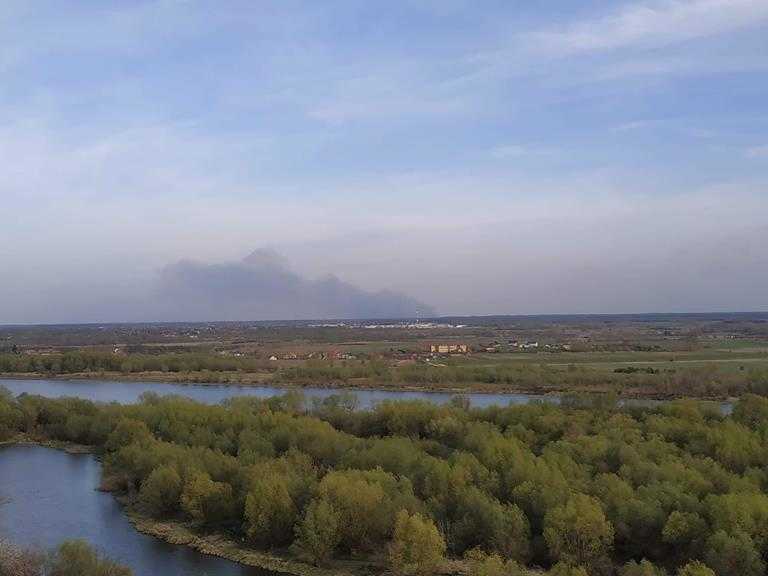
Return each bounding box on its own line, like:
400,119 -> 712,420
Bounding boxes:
5,386 -> 768,575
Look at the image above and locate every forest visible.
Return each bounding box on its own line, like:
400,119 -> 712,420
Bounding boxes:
4,388 -> 768,575
0,350 -> 274,376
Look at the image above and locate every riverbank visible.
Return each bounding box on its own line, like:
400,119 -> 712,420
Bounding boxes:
121,503 -> 377,576
0,434 -> 95,454
119,500 -> 477,576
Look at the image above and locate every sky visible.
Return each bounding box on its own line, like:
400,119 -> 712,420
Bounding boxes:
1,0 -> 767,323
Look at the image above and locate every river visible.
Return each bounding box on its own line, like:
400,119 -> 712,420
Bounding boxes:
0,377 -> 734,413
0,444 -> 272,576
0,377 -> 553,408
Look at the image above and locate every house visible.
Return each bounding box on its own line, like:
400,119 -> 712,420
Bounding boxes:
429,344 -> 469,354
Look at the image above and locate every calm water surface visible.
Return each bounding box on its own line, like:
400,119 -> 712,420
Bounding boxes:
0,377 -> 553,407
0,377 -> 733,413
0,445 -> 272,576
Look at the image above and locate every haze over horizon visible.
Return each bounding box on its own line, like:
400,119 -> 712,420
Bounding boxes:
2,0 -> 767,323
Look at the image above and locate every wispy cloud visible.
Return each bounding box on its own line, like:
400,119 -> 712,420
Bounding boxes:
613,120 -> 652,132
490,144 -> 555,159
527,0 -> 768,57
456,0 -> 768,103
491,145 -> 529,158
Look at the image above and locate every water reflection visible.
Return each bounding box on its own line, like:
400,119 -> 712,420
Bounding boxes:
0,377 -> 553,408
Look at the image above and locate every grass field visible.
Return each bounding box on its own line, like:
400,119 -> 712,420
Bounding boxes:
467,346 -> 768,368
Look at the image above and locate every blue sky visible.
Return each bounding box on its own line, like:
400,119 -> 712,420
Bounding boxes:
1,0 -> 767,322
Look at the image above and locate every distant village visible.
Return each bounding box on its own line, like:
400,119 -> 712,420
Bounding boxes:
253,338 -> 574,363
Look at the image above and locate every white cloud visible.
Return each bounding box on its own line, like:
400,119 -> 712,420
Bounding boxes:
490,145 -> 529,158
528,0 -> 768,57
457,0 -> 768,99
490,144 -> 556,159
613,120 -> 651,132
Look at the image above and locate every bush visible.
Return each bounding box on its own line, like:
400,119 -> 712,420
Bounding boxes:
676,561 -> 715,576
620,559 -> 667,576
465,549 -> 526,576
51,540 -> 131,576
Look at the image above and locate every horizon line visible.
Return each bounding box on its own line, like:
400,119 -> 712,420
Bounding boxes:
2,310 -> 768,329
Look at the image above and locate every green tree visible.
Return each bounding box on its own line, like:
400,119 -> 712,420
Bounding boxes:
105,418 -> 152,452
662,512 -> 706,545
543,494 -> 614,567
452,488 -> 531,562
662,511 -> 706,560
703,530 -> 764,576
464,548 -> 526,576
676,561 -> 715,576
620,559 -> 667,576
181,472 -> 214,522
138,465 -> 182,517
294,498 -> 342,565
390,510 -> 446,576
244,474 -> 297,547
732,394 -> 768,431
0,387 -> 22,441
546,563 -> 589,576
180,472 -> 236,527
315,469 -> 418,551
49,540 -> 132,576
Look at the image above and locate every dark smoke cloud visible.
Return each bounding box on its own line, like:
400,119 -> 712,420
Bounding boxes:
157,249 -> 434,321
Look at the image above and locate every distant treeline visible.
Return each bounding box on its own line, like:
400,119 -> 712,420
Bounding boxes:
3,351 -> 768,398
0,351 -> 273,376
281,360 -> 768,398
4,387 -> 768,575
